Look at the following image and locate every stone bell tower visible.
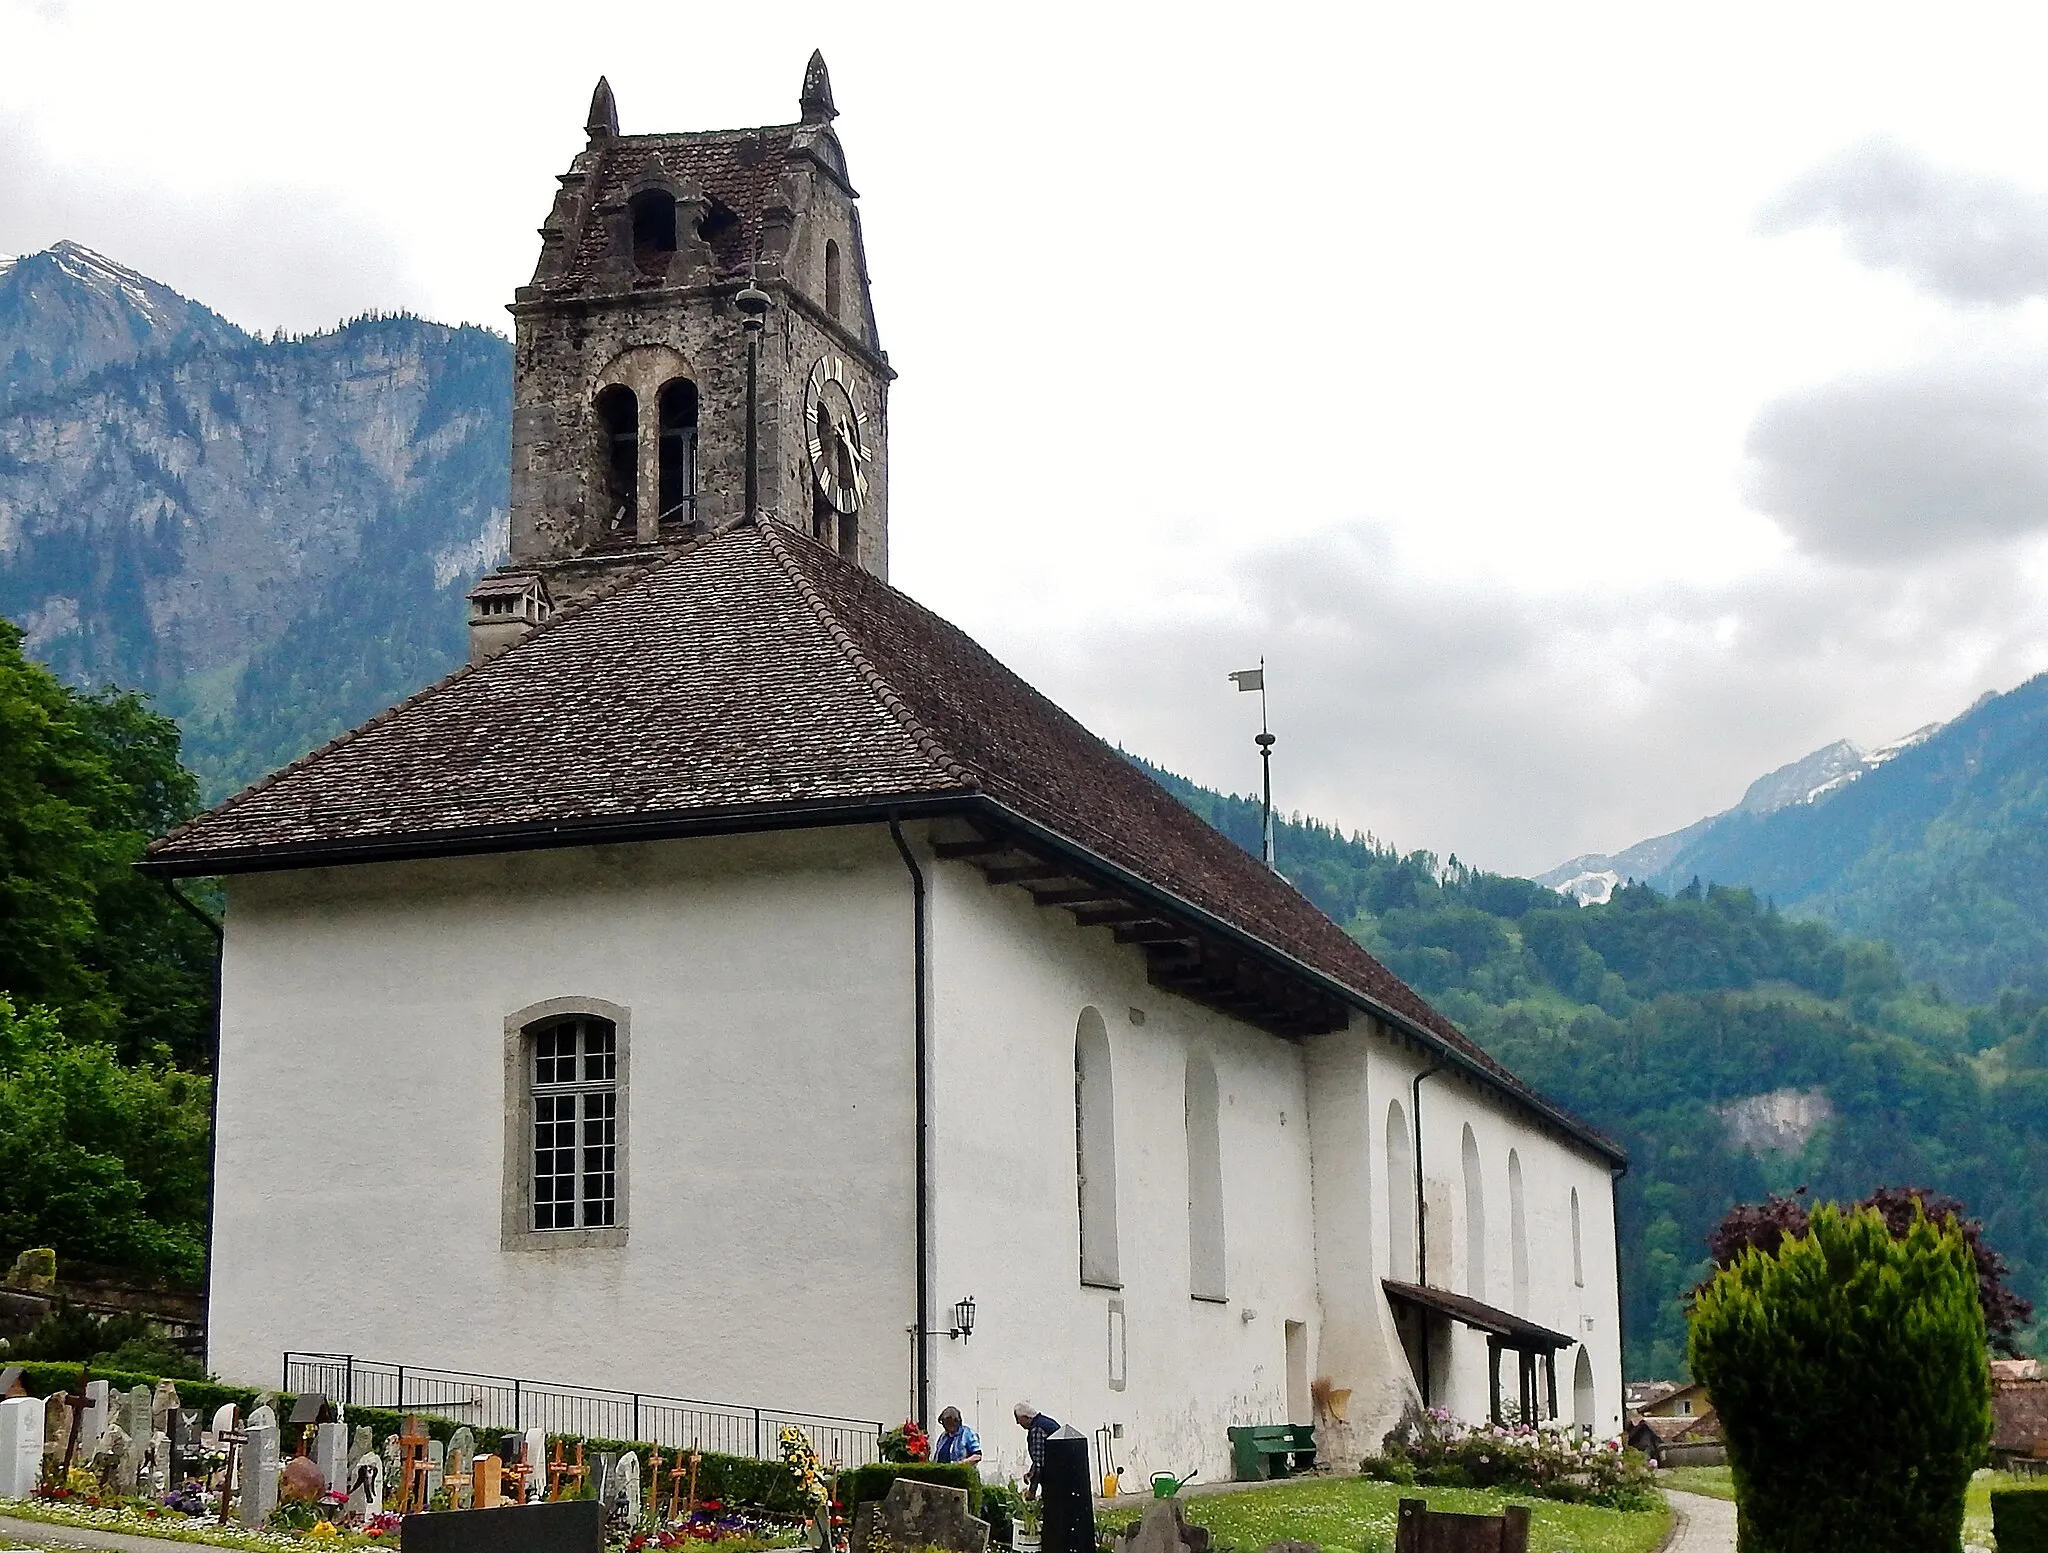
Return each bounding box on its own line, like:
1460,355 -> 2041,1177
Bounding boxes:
500,52 -> 892,609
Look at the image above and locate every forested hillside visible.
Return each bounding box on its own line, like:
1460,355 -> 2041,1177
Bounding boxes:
1147,761 -> 2048,1377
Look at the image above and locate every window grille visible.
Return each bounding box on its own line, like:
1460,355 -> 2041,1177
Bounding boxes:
532,1017 -> 617,1231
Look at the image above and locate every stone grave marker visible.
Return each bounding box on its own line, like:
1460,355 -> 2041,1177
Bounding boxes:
347,1453 -> 385,1520
118,1386 -> 152,1493
592,1451 -> 617,1514
427,1437 -> 445,1505
316,1420 -> 349,1493
80,1381 -> 110,1449
0,1394 -> 44,1499
852,1478 -> 989,1553
445,1428 -> 476,1509
241,1414 -> 280,1528
1113,1498 -> 1212,1553
151,1380 -> 181,1439
40,1393 -> 71,1470
1039,1427 -> 1094,1553
612,1451 -> 641,1528
91,1421 -> 130,1486
524,1428 -> 547,1500
351,1424 -> 373,1464
282,1455 -> 327,1502
146,1430 -> 172,1496
211,1402 -> 241,1439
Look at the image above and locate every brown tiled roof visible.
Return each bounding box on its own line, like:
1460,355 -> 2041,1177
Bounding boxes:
148,519 -> 1618,1159
1996,1379 -> 2048,1454
558,127 -> 805,285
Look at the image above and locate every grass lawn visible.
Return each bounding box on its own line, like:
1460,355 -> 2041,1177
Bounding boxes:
1657,1466 -> 1732,1502
1101,1476 -> 1669,1553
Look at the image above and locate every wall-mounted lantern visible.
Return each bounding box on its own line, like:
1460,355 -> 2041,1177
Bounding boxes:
949,1296 -> 976,1342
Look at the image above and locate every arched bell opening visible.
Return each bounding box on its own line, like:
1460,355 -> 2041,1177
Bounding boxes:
593,385 -> 638,532
629,191 -> 678,278
656,379 -> 697,526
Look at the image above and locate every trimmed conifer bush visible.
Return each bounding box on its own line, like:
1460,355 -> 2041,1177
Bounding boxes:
1993,1488 -> 2048,1553
1689,1201 -> 1990,1553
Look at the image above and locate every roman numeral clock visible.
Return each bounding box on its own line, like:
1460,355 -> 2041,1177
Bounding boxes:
804,354 -> 872,518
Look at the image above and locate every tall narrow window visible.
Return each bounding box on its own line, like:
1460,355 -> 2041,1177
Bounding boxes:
656,379 -> 697,525
594,385 -> 637,531
824,238 -> 843,320
1573,1349 -> 1596,1431
531,1016 -> 617,1231
1461,1124 -> 1486,1300
630,190 -> 678,277
1075,1008 -> 1120,1286
1386,1100 -> 1415,1282
1509,1149 -> 1530,1313
1571,1188 -> 1585,1287
1186,1051 -> 1226,1300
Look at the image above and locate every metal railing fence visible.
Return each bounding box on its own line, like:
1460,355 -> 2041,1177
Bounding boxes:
283,1352 -> 881,1467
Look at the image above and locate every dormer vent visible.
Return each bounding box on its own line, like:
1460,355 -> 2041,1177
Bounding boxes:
467,572 -> 554,665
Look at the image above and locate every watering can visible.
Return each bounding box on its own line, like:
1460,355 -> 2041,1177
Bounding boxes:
1150,1470 -> 1196,1499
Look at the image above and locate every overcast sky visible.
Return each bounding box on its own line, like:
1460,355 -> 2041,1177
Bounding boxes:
8,0 -> 2048,875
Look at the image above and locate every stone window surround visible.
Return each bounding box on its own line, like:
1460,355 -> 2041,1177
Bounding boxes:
502,995 -> 631,1250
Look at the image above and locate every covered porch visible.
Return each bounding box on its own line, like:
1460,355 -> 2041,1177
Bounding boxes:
1381,1278 -> 1575,1426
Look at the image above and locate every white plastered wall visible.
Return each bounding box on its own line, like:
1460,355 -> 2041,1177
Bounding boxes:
208,827 -> 919,1424
922,847 -> 1321,1488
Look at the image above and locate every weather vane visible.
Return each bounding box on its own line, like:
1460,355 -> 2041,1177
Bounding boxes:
1229,659 -> 1276,871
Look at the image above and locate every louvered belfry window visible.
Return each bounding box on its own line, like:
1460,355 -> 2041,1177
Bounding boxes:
531,1017 -> 617,1230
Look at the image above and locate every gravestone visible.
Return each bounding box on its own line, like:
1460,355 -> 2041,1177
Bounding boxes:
211,1403 -> 241,1439
398,1498 -> 603,1553
118,1386 -> 152,1492
427,1437 -> 446,1504
1392,1499 -> 1530,1553
241,1415 -> 280,1528
91,1421 -> 130,1484
80,1381 -> 110,1448
445,1429 -> 476,1510
347,1453 -> 385,1520
852,1478 -> 989,1553
611,1451 -> 641,1527
1038,1427 -> 1094,1553
170,1408 -> 198,1486
1114,1498 -> 1212,1553
592,1452 -> 617,1514
351,1425 -> 373,1464
146,1430 -> 172,1496
282,1456 -> 327,1502
152,1380 -> 182,1438
0,1394 -> 44,1499
523,1429 -> 547,1500
384,1433 -> 405,1499
317,1421 -> 350,1493
40,1393 -> 71,1467
248,1404 -> 278,1435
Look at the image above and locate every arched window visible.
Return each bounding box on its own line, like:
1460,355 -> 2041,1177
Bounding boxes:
594,385 -> 638,531
1385,1100 -> 1415,1282
1573,1348 -> 1596,1431
1461,1124 -> 1485,1299
630,190 -> 678,277
1186,1050 -> 1226,1300
1571,1187 -> 1585,1288
1509,1149 -> 1530,1313
1075,1009 -> 1120,1287
824,238 -> 842,320
656,379 -> 697,525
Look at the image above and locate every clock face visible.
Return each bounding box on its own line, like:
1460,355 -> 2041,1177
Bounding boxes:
803,354 -> 871,516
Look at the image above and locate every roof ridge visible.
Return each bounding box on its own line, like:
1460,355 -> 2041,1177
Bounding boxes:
753,517 -> 979,793
150,538 -> 710,858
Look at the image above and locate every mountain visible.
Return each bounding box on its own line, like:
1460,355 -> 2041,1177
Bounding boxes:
1541,726 -> 1944,908
1540,683 -> 2048,1000
0,244 -> 512,796
0,242 -> 248,405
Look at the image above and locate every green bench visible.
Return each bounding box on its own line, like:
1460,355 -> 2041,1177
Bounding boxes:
1227,1423 -> 1317,1482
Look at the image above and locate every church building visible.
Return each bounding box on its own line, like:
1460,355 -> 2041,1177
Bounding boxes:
146,58 -> 1625,1486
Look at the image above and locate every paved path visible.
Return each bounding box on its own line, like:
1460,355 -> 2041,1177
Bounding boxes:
0,1514 -> 218,1553
1660,1489 -> 1736,1553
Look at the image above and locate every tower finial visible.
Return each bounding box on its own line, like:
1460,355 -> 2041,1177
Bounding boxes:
586,77 -> 619,140
799,50 -> 838,124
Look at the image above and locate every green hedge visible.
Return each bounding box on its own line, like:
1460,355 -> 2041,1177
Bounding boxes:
7,1362 -> 805,1513
835,1462 -> 983,1514
1994,1490 -> 2048,1553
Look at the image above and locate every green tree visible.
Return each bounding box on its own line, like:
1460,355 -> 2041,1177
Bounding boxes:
0,617 -> 216,1066
1690,1202 -> 1990,1553
0,994 -> 210,1279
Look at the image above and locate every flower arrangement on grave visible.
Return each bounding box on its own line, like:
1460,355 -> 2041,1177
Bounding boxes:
777,1427 -> 828,1511
877,1421 -> 927,1464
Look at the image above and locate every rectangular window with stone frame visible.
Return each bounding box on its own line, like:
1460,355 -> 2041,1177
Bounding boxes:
502,1000 -> 629,1248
